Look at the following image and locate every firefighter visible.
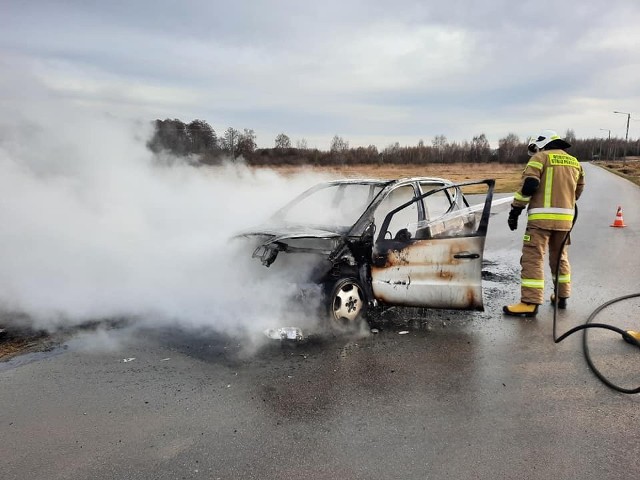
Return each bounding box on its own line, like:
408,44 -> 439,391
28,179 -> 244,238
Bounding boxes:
503,130 -> 585,317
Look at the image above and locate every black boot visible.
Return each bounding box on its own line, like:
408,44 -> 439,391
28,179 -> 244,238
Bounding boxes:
550,294 -> 567,309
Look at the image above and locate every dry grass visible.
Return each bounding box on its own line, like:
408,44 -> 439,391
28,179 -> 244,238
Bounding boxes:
256,159 -> 640,193
254,163 -> 524,194
0,330 -> 46,360
593,158 -> 640,187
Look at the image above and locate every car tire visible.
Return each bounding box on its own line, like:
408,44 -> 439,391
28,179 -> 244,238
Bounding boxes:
327,277 -> 368,332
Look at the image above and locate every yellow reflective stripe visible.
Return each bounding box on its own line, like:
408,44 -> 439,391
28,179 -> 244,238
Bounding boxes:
522,278 -> 544,289
523,234 -> 531,242
544,166 -> 553,208
528,213 -> 574,221
528,207 -> 574,215
553,274 -> 571,283
514,192 -> 531,202
527,160 -> 544,170
548,153 -> 580,168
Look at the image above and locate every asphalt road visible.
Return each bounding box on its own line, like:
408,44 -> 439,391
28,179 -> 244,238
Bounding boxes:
2,163 -> 639,480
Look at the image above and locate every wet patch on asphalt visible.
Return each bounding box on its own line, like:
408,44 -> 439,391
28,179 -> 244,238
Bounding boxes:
482,258 -> 519,284
1,298 -> 506,370
0,345 -> 69,372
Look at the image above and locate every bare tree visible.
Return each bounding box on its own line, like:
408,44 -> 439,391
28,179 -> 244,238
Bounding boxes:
187,119 -> 217,153
383,142 -> 401,156
498,133 -> 520,163
471,133 -> 491,162
275,133 -> 291,149
330,135 -> 349,153
147,119 -> 190,156
432,134 -> 447,149
221,127 -> 239,157
296,138 -> 308,150
432,134 -> 447,162
237,128 -> 257,156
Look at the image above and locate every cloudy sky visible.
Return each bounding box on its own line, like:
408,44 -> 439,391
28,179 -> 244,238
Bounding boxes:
2,0 -> 639,149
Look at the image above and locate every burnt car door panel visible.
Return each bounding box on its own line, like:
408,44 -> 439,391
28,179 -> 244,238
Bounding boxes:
370,179 -> 495,310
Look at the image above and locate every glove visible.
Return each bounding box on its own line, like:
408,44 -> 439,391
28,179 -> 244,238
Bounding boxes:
508,207 -> 524,231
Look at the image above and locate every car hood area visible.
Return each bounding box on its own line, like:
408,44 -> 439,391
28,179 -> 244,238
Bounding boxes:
236,224 -> 348,243
236,223 -> 352,268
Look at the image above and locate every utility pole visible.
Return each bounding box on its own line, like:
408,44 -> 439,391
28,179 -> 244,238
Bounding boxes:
613,111 -> 631,162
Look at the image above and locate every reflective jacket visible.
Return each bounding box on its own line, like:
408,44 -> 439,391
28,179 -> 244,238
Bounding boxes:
512,149 -> 585,231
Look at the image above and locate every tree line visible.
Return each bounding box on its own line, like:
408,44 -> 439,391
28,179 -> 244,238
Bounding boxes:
147,118 -> 639,167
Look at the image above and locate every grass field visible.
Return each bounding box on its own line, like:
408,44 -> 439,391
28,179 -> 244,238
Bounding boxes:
593,158 -> 640,187
255,163 -> 525,194
259,158 -> 640,193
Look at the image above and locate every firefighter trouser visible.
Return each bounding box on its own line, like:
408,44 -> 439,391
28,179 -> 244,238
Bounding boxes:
520,227 -> 571,304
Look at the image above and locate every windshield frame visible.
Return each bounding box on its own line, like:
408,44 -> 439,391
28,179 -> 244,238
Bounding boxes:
269,180 -> 390,229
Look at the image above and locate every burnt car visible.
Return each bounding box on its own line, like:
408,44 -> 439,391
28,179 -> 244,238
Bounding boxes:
238,177 -> 506,330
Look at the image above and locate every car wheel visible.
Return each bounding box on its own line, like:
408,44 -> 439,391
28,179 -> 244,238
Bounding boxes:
327,277 -> 367,331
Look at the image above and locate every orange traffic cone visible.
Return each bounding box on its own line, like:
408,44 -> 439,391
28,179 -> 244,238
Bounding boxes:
610,206 -> 627,228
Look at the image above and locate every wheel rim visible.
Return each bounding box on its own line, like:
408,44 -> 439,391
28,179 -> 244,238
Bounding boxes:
332,281 -> 364,325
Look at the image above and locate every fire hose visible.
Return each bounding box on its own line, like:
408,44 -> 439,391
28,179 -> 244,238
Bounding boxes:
551,204 -> 640,394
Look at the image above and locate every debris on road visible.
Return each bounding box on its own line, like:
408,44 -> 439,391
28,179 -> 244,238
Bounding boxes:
264,327 -> 304,341
370,328 -> 379,334
398,331 -> 409,335
122,357 -> 136,363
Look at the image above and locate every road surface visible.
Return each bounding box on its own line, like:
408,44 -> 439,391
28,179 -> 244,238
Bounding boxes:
1,163 -> 639,480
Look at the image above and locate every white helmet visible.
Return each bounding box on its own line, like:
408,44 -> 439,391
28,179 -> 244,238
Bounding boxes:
527,129 -> 571,156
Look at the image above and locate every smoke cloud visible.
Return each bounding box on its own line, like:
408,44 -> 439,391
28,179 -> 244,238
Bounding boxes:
0,67 -> 333,349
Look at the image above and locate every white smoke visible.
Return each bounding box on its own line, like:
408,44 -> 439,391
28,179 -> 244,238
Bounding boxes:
0,67 -> 334,347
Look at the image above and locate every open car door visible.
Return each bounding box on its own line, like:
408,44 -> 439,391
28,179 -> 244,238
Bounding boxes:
370,179 -> 495,311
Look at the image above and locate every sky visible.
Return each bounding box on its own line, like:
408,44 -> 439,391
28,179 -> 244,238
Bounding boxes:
2,0 -> 639,150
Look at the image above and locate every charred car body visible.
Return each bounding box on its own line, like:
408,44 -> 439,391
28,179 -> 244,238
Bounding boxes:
238,177 -> 502,330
